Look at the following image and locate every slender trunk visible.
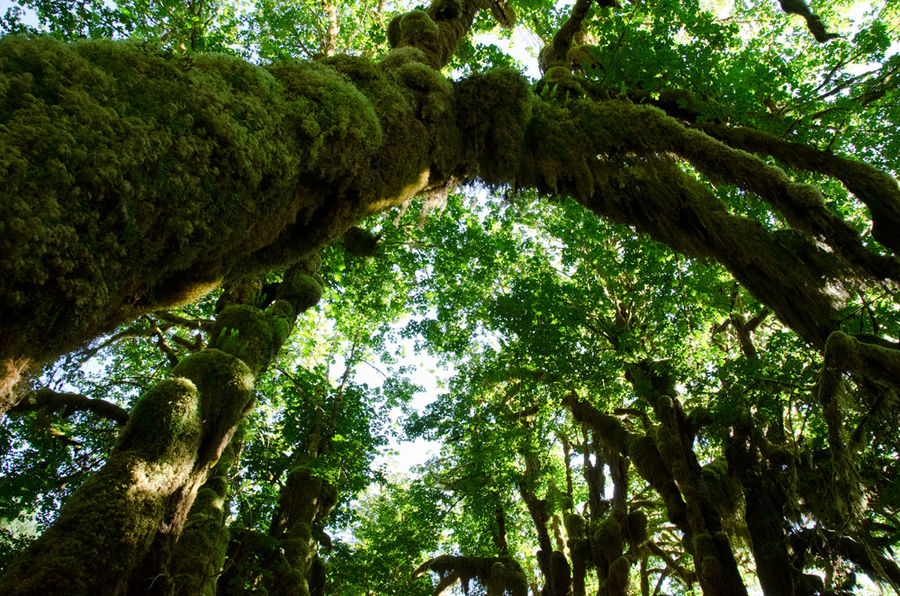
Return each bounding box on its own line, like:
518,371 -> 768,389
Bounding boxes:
167,431 -> 244,596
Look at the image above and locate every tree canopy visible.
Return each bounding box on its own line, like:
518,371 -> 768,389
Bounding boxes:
1,0 -> 899,594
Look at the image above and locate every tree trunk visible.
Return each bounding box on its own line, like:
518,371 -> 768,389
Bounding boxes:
167,431 -> 243,596
0,261 -> 323,595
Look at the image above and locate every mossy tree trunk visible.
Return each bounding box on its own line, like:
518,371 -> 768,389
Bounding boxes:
517,427 -> 572,596
166,430 -> 244,596
3,0 -> 900,416
0,260 -> 323,595
725,422 -> 805,596
216,357 -> 351,595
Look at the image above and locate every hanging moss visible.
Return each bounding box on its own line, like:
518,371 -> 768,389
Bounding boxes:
454,69 -> 532,185
605,555 -> 631,595
626,511 -> 648,547
593,518 -> 624,561
701,459 -> 740,517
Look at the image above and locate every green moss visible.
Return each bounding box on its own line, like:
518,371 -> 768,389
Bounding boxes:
564,513 -> 586,538
380,46 -> 431,70
536,66 -> 584,101
606,555 -> 631,593
594,518 -> 624,559
627,434 -> 668,487
701,459 -> 740,516
431,0 -> 463,20
454,69 -> 532,184
387,11 -> 445,68
207,305 -> 280,374
0,36 -> 330,374
117,377 -> 203,461
266,61 -> 383,184
342,227 -> 380,257
626,511 -> 648,547
395,61 -> 453,121
172,349 -> 254,424
276,273 -> 324,314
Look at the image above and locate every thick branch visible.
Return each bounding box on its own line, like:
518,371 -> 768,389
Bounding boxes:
539,0 -> 594,72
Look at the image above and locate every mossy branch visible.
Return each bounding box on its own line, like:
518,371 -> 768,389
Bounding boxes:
538,0 -> 595,73
414,555 -> 528,596
10,387 -> 129,426
702,123 -> 900,256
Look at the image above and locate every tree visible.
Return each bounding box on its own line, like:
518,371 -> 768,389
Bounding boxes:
1,0 -> 899,593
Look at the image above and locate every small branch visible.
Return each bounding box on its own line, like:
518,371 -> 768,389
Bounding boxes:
154,311 -> 214,331
146,316 -> 180,366
777,0 -> 839,42
647,541 -> 695,586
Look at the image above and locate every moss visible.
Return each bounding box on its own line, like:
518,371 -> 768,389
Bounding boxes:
626,511 -> 648,547
117,377 -> 202,461
701,459 -> 740,516
206,306 -> 279,374
0,36 -> 444,391
627,434 -> 669,488
0,36 -> 308,364
395,61 -> 453,121
0,376 -> 209,594
536,66 -> 585,101
276,272 -> 324,314
172,349 -> 254,424
549,550 -> 572,593
692,532 -> 716,557
342,226 -> 380,257
390,11 -> 443,68
454,69 -> 532,184
266,61 -> 383,186
380,46 -> 431,70
432,0 -> 463,20
564,513 -> 586,538
487,561 -> 506,595
594,518 -> 624,559
606,555 -> 631,594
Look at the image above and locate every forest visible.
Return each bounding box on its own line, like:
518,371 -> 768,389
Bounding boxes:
0,0 -> 899,594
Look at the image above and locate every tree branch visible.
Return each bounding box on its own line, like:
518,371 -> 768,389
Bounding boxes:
11,388 -> 129,426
